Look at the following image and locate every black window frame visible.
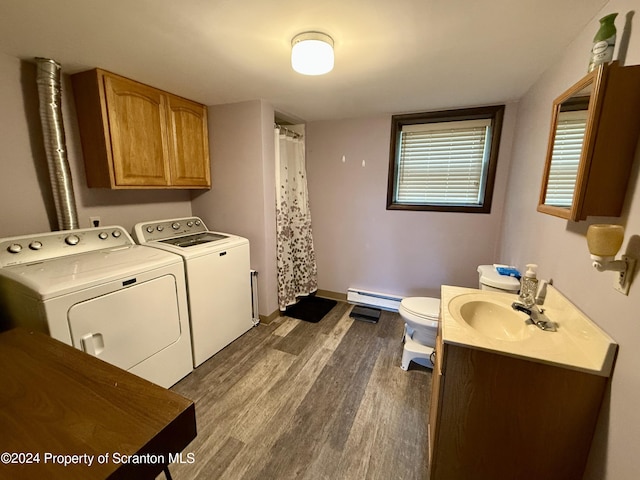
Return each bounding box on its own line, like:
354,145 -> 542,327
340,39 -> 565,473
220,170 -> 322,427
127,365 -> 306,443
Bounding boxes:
386,105 -> 505,213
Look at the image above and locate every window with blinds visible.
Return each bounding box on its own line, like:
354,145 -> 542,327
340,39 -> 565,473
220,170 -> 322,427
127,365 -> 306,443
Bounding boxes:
543,110 -> 588,207
387,105 -> 504,213
395,119 -> 490,205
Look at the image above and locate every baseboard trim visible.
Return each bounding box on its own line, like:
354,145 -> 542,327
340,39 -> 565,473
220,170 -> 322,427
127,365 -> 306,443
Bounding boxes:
259,309 -> 282,325
316,289 -> 347,302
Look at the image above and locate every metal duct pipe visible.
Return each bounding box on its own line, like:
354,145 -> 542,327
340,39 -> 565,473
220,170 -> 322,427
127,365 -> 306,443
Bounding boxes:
35,57 -> 79,230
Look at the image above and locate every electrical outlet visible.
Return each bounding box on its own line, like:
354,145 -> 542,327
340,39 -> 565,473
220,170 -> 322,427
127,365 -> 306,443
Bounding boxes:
614,255 -> 636,295
90,216 -> 101,228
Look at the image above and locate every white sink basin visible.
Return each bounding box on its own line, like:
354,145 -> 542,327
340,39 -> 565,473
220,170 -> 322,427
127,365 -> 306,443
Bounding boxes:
441,285 -> 618,377
449,295 -> 531,341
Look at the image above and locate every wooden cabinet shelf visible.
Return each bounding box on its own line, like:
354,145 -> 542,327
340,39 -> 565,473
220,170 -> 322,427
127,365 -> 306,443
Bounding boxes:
428,325 -> 608,480
71,68 -> 211,189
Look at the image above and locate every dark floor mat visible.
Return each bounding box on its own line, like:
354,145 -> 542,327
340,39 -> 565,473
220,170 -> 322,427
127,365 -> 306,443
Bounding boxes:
285,296 -> 337,323
349,305 -> 381,323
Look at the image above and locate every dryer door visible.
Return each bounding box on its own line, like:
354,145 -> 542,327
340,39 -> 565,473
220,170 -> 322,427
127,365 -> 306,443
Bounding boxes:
68,275 -> 181,371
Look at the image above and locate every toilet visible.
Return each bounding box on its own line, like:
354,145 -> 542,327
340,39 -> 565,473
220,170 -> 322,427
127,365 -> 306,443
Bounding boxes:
399,297 -> 440,370
476,264 -> 521,294
399,264 -> 520,371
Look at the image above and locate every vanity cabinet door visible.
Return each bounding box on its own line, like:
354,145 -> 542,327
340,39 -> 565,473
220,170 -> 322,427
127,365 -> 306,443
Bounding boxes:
103,75 -> 171,187
428,332 -> 444,469
429,344 -> 607,480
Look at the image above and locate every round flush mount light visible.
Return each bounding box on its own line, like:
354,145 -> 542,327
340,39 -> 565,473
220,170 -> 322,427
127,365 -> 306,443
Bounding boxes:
291,32 -> 334,76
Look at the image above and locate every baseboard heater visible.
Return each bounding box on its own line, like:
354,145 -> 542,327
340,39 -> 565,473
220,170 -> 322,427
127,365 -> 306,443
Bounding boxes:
250,270 -> 260,326
346,288 -> 403,312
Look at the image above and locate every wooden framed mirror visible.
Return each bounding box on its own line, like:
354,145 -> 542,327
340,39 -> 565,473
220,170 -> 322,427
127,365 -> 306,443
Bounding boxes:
538,62 -> 640,221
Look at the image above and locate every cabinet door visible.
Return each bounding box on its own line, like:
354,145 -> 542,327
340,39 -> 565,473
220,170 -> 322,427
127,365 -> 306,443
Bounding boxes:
428,332 -> 443,470
167,95 -> 211,187
103,74 -> 171,186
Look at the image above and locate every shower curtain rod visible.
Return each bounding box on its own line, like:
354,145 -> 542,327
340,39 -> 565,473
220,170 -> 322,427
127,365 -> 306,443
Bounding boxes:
274,123 -> 303,139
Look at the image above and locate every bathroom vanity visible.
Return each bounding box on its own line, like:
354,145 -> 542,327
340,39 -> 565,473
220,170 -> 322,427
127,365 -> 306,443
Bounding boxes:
428,286 -> 617,480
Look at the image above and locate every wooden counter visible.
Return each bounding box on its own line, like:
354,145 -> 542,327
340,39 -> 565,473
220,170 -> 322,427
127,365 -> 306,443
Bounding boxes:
0,328 -> 196,479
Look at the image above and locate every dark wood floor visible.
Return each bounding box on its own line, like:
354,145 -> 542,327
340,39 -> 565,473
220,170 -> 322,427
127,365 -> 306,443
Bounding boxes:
166,301 -> 431,480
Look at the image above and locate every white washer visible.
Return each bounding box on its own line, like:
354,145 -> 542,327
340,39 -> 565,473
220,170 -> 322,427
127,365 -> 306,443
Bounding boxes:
133,217 -> 255,368
0,226 -> 193,388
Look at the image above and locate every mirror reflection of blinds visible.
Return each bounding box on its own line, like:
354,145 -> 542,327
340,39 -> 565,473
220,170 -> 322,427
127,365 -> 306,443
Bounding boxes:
544,114 -> 588,207
395,119 -> 491,205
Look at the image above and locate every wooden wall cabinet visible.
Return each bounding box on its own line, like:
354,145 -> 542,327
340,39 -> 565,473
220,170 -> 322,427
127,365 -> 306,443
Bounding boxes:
71,69 -> 211,189
428,328 -> 608,480
538,62 -> 640,220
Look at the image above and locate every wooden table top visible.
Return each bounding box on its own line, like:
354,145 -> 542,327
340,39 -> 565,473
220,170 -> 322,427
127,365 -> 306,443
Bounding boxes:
0,328 -> 196,479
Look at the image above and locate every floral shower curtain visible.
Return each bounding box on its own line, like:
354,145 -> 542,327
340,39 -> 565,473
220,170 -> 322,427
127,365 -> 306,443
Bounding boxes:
275,126 -> 318,310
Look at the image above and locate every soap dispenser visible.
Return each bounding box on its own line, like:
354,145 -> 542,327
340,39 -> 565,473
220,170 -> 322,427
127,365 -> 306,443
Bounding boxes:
519,264 -> 539,306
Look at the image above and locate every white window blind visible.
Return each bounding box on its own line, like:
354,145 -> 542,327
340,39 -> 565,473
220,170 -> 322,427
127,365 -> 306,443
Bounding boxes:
394,119 -> 491,206
544,110 -> 588,207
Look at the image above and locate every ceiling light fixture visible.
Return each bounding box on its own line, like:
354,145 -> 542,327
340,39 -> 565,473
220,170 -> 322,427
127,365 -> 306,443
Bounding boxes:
291,32 -> 334,76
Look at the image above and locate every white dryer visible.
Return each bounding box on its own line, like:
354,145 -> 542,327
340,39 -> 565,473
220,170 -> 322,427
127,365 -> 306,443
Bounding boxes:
0,226 -> 193,388
133,217 -> 255,367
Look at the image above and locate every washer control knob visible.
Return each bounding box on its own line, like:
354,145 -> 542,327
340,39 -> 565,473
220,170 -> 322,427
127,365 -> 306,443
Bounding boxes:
29,241 -> 43,250
112,230 -> 122,238
146,226 -> 154,233
172,222 -> 181,230
195,220 -> 201,226
187,221 -> 194,227
98,232 -> 109,240
157,225 -> 164,232
65,235 -> 80,246
7,243 -> 23,254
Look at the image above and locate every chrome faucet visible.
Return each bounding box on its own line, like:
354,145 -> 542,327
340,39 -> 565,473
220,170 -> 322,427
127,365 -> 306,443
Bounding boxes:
511,302 -> 557,332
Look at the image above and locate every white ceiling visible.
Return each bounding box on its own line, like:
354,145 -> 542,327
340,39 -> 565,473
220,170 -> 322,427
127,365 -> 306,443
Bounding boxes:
0,0 -> 608,121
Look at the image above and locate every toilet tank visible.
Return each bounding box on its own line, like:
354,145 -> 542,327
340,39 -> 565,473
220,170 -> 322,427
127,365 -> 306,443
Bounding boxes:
477,265 -> 520,293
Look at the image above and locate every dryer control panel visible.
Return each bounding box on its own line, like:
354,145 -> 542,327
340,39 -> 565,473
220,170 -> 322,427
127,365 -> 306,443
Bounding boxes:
0,226 -> 134,267
133,217 -> 210,243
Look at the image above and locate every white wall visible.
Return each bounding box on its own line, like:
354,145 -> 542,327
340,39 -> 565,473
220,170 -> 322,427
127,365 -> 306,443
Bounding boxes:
498,2 -> 640,478
306,104 -> 518,298
191,100 -> 279,317
0,52 -> 192,238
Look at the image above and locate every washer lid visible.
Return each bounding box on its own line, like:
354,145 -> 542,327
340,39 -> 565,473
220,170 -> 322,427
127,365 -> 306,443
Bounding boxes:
159,232 -> 229,248
401,297 -> 441,319
146,234 -> 248,259
477,265 -> 520,290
